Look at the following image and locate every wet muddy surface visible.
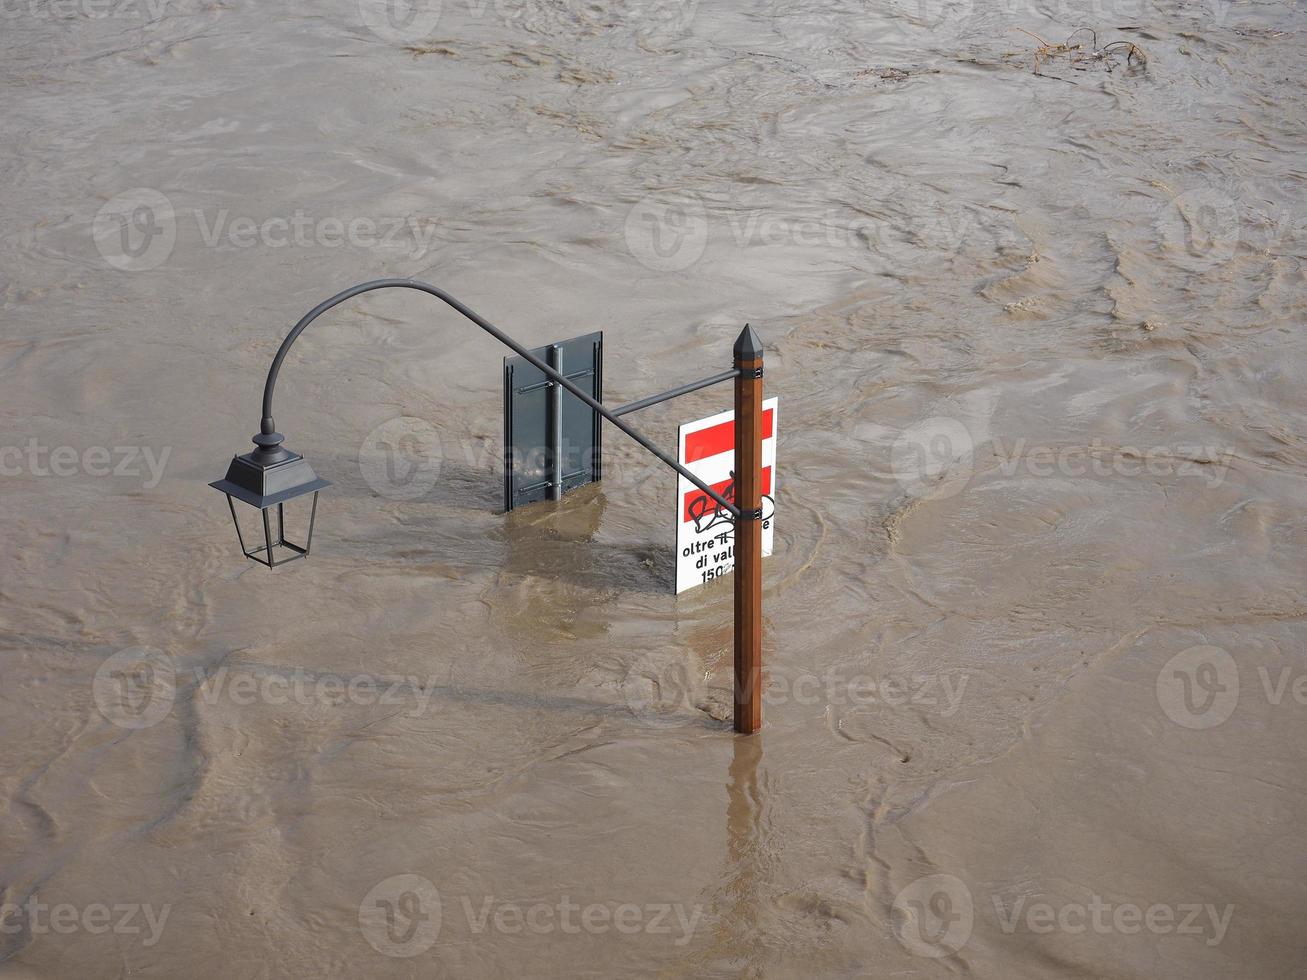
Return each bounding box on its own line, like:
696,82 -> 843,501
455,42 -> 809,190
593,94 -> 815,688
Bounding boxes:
1,0 -> 1305,975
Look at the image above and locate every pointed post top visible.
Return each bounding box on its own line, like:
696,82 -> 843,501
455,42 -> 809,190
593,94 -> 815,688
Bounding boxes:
734,324 -> 763,361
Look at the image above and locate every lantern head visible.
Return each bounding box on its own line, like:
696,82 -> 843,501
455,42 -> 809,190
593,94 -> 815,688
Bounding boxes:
211,431 -> 328,567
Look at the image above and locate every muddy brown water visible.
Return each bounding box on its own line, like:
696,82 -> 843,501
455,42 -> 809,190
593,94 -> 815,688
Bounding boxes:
1,0 -> 1305,976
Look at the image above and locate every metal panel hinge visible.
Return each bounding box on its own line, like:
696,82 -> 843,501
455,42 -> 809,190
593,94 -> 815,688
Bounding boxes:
746,366 -> 764,379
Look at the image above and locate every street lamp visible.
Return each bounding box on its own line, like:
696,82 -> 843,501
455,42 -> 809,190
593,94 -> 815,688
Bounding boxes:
211,278 -> 766,733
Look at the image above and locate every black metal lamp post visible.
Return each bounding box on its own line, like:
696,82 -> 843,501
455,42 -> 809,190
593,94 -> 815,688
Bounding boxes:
212,278 -> 766,731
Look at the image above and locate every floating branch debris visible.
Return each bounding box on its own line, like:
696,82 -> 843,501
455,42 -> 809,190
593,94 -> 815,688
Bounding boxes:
1007,28 -> 1147,75
855,65 -> 941,82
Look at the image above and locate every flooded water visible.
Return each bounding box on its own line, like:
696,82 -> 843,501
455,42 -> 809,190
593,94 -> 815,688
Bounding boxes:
2,0 -> 1305,975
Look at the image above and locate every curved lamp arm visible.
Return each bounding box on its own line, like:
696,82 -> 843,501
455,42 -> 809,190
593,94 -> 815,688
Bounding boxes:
255,278 -> 740,518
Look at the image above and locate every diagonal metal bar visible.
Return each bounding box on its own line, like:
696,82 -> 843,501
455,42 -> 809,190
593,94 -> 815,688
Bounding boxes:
260,279 -> 740,517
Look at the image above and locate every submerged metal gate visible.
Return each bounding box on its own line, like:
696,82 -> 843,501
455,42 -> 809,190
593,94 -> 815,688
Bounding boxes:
503,332 -> 603,512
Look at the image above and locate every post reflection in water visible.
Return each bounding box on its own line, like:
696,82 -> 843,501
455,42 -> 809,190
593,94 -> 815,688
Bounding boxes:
719,733 -> 769,950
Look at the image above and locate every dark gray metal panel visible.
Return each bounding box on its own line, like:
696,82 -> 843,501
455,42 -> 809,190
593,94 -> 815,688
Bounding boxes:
503,331 -> 602,512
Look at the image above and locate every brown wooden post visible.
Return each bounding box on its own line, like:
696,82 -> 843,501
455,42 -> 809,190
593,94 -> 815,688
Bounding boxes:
733,325 -> 764,734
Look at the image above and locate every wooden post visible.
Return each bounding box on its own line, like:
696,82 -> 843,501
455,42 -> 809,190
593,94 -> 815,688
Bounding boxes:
733,325 -> 764,734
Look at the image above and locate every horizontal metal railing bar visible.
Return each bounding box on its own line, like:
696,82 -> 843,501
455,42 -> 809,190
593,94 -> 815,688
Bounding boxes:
515,469 -> 592,497
515,368 -> 594,395
610,368 -> 740,418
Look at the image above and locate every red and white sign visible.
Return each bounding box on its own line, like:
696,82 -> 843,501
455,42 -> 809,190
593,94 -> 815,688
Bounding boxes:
675,397 -> 777,593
